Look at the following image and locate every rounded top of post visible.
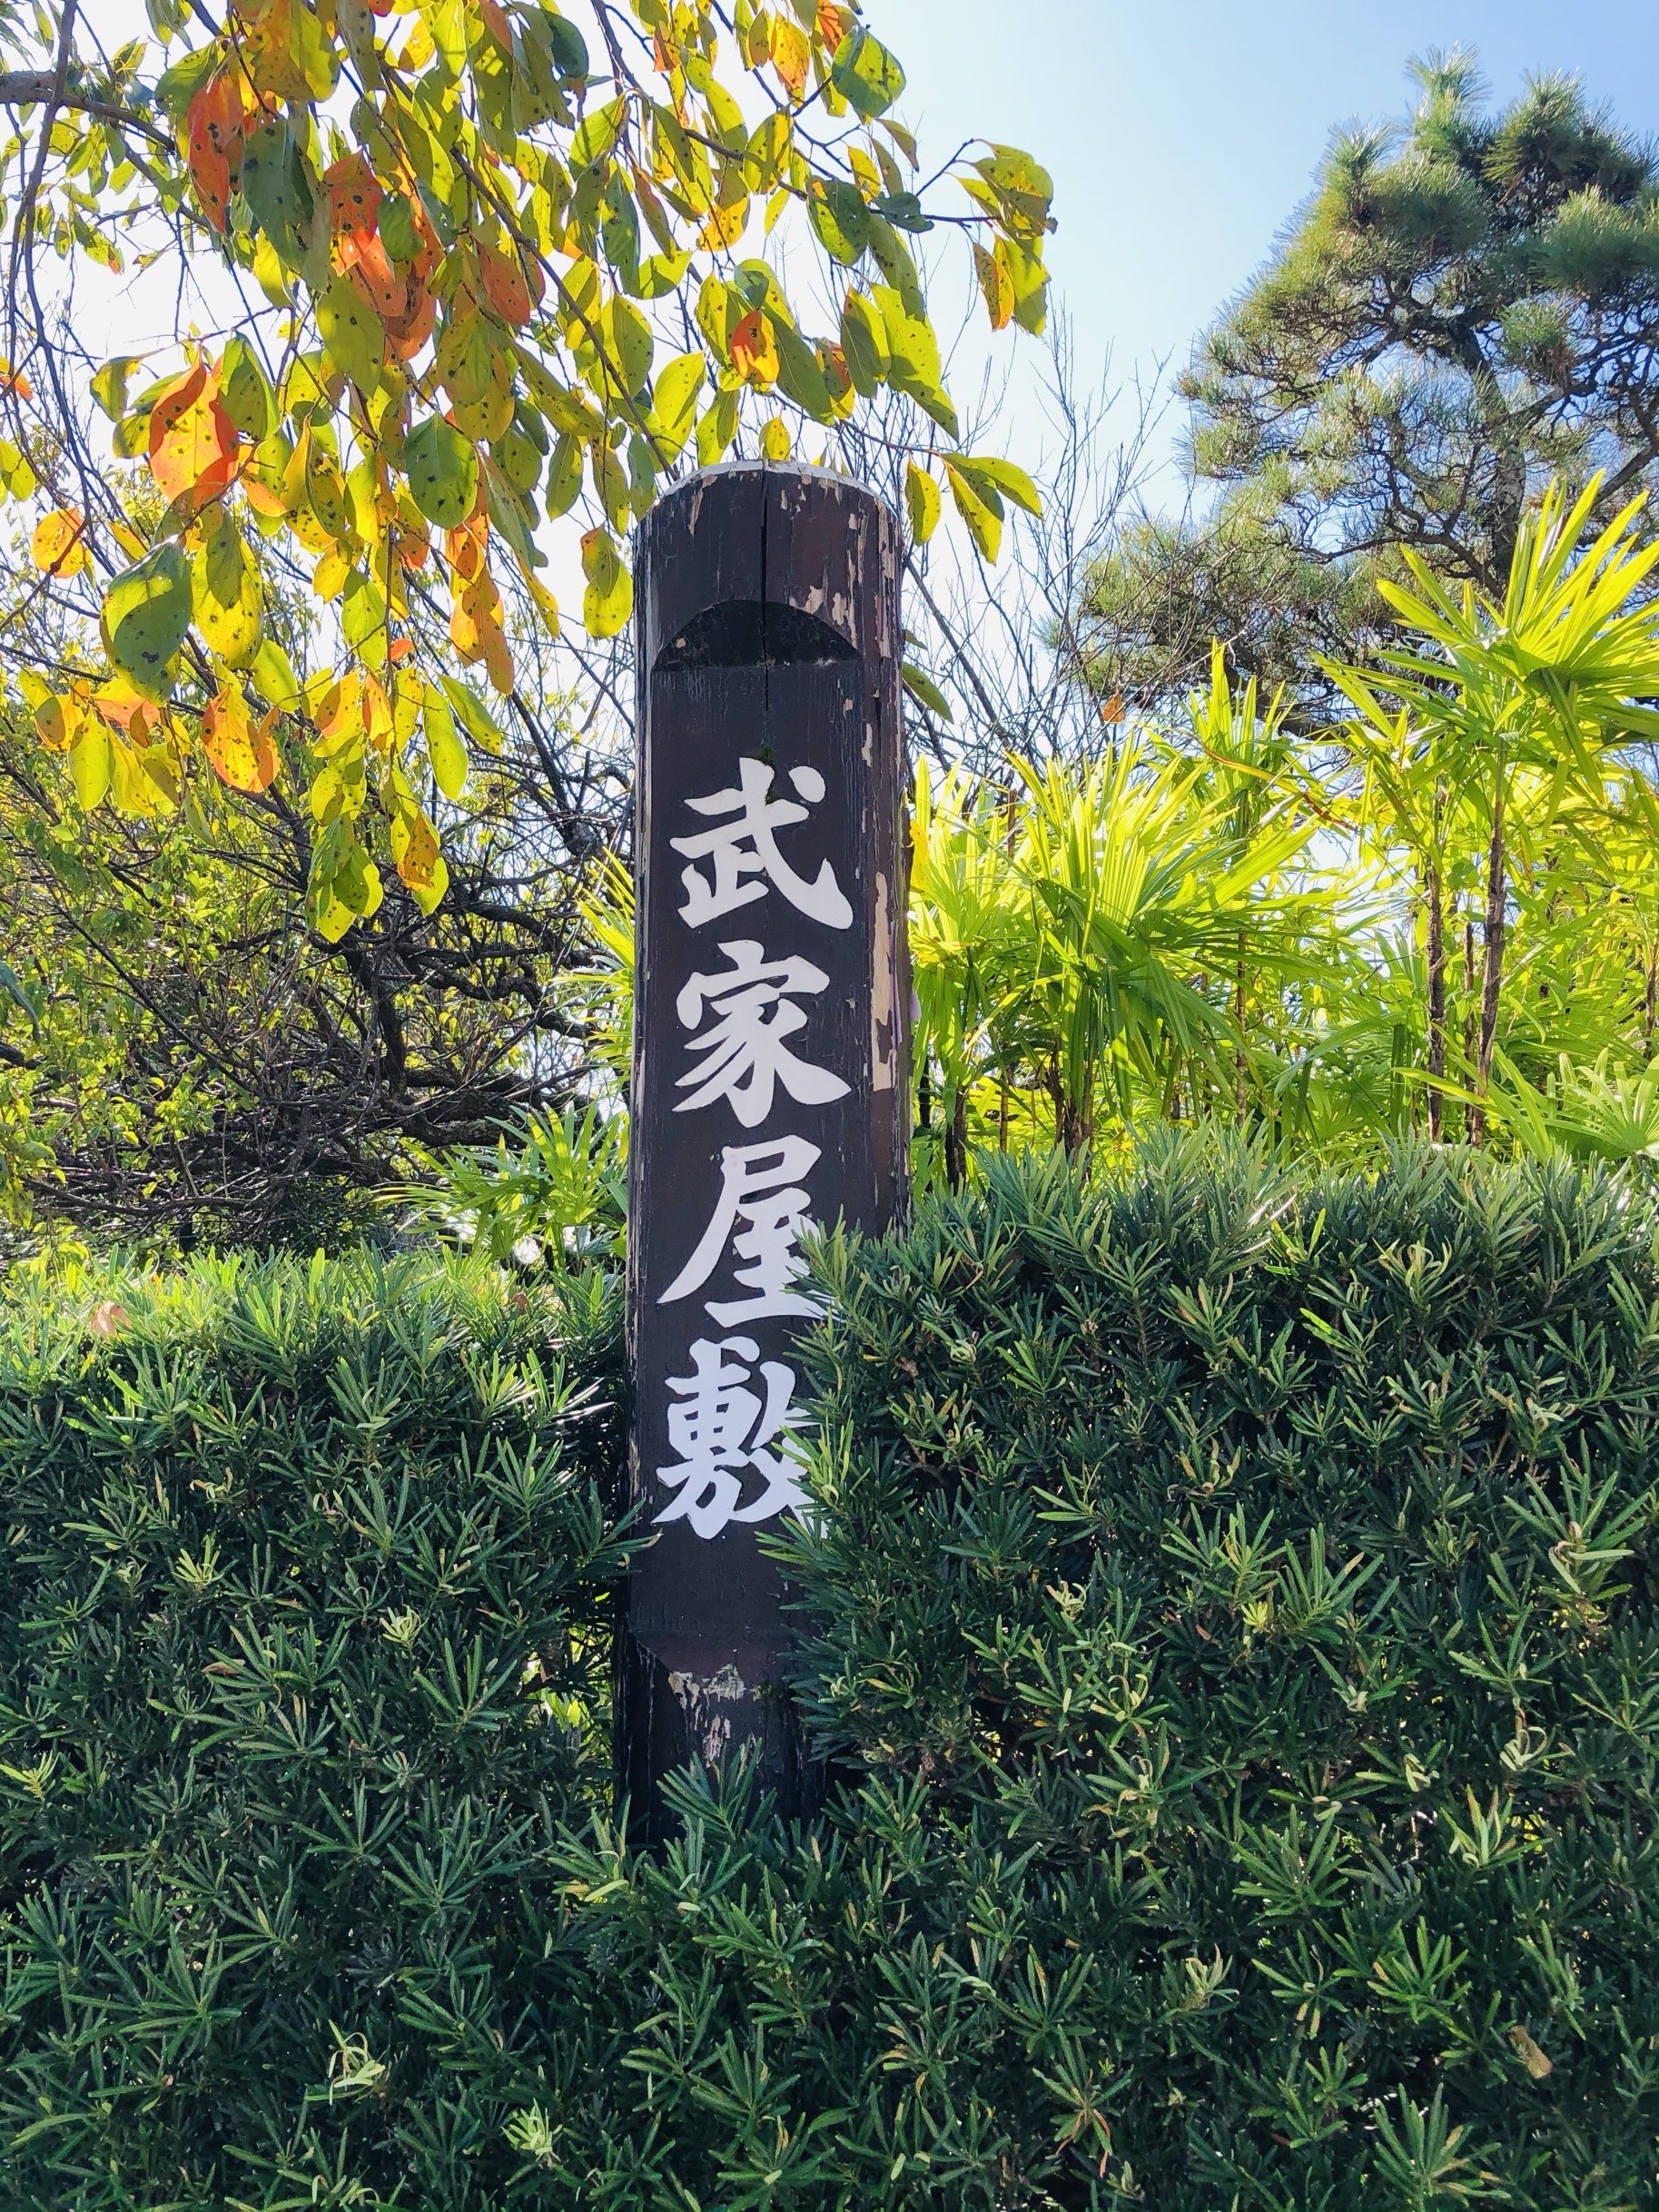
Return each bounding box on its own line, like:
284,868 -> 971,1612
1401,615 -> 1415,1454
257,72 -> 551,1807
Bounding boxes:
651,455 -> 896,518
637,461 -> 899,672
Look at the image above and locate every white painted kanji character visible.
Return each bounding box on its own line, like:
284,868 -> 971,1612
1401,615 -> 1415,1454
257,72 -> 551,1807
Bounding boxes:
673,938 -> 852,1129
656,1334 -> 808,1537
673,757 -> 853,931
658,1135 -> 822,1324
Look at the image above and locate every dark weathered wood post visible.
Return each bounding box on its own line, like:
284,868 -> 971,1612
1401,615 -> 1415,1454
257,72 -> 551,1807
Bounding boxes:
619,461 -> 906,1842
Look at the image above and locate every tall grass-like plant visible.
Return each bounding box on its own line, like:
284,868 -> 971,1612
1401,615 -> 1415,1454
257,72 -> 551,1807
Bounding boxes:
1333,478 -> 1659,1142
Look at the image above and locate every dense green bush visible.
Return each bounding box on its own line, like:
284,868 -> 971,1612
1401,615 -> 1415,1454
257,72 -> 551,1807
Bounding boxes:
771,1140 -> 1659,2207
0,1249 -> 628,2208
5,1144 -> 1659,2210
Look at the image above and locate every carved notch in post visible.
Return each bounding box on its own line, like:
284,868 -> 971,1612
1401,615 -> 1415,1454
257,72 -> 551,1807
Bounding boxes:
618,462 -> 907,1842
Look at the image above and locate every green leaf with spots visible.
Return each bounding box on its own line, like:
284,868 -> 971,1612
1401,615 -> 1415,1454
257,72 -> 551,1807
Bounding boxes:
580,527 -> 632,639
952,454 -> 1041,517
404,416 -> 479,529
242,121 -> 314,271
220,336 -> 273,440
831,27 -> 905,120
192,507 -> 264,668
317,274 -> 385,391
809,180 -> 870,265
104,544 -> 193,701
904,461 -> 941,545
839,291 -> 888,396
423,683 -> 468,801
873,286 -> 958,439
944,456 -> 1002,562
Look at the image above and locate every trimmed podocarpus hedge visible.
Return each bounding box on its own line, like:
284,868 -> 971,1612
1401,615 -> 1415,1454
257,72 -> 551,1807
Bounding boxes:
2,1141 -> 1658,2207
0,1250 -> 631,2207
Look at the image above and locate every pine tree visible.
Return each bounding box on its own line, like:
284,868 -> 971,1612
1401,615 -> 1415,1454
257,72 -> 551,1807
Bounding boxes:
1083,52 -> 1659,716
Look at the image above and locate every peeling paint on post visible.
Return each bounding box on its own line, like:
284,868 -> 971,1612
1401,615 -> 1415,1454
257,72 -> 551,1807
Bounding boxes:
619,462 -> 907,1842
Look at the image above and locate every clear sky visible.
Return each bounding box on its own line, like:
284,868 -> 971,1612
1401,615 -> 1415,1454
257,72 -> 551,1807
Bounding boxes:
880,0 -> 1659,479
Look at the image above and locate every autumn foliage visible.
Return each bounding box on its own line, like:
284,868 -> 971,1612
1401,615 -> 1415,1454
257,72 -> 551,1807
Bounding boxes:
4,0 -> 1050,935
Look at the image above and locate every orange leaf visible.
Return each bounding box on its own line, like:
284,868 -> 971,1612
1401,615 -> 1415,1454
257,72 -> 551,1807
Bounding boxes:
148,365 -> 242,511
478,0 -> 511,46
973,240 -> 1014,331
729,307 -> 778,388
480,621 -> 514,695
0,356 -> 34,400
445,511 -> 489,584
202,686 -> 281,793
815,0 -> 851,48
93,680 -> 159,744
187,72 -> 243,232
325,149 -> 382,250
344,243 -> 402,321
31,507 -> 87,577
479,240 -> 534,328
88,1299 -> 129,1338
316,668 -> 363,754
382,280 -> 437,361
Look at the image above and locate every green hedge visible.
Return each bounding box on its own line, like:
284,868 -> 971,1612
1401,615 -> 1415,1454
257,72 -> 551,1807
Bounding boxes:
0,1251 -> 628,2208
773,1141 -> 1659,2207
3,1146 -> 1659,2209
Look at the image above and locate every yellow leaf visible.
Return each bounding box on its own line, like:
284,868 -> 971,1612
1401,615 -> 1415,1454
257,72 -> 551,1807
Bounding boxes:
313,546 -> 351,601
69,718 -> 112,811
944,457 -> 1002,563
904,461 -> 940,544
768,14 -> 809,99
31,507 -> 88,577
580,527 -> 633,639
972,240 -> 1014,331
698,193 -> 751,252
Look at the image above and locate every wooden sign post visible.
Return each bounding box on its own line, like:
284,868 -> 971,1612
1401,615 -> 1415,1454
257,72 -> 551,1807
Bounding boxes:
619,462 -> 906,1840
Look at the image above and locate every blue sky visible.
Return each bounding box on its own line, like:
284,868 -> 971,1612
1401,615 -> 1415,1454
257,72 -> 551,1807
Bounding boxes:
884,0 -> 1659,478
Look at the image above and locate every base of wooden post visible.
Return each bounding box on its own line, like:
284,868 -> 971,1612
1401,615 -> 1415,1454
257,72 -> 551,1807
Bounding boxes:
614,1626 -> 822,1850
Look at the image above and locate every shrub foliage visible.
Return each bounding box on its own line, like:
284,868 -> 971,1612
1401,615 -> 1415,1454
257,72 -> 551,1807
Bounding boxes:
0,1251 -> 627,2208
775,1141 -> 1659,2207
3,1146 -> 1659,2209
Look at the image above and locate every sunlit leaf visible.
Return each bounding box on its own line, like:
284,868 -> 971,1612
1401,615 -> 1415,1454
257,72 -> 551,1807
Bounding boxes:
580,528 -> 633,639
104,544 -> 193,701
317,273 -> 386,391
423,683 -> 469,800
147,365 -> 242,511
831,26 -> 905,118
904,462 -> 941,545
192,506 -> 264,667
69,716 -> 112,811
944,456 -> 1002,562
202,685 -> 281,793
31,508 -> 87,578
